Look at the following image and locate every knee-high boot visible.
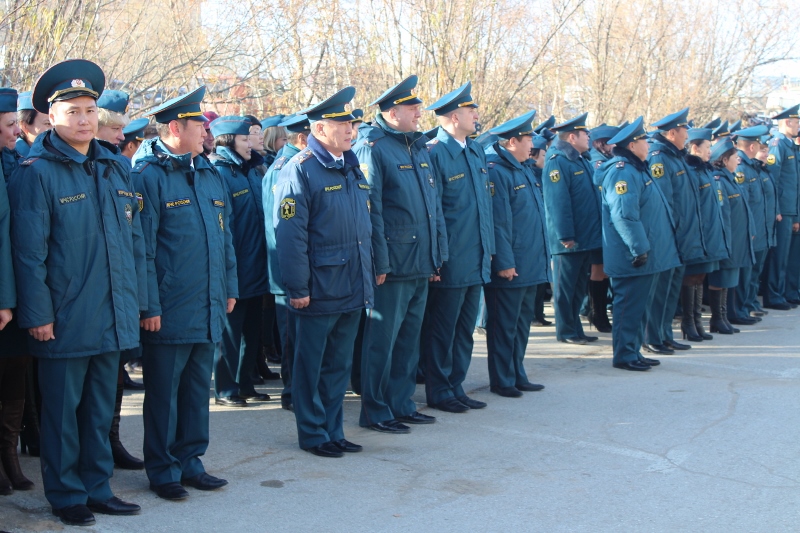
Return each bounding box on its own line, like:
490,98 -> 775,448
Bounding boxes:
0,400 -> 34,490
694,284 -> 712,340
680,285 -> 703,341
110,383 -> 144,470
709,289 -> 734,335
589,279 -> 612,332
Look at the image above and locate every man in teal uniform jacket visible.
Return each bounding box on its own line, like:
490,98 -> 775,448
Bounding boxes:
9,60 -> 145,525
599,117 -> 680,371
645,108 -> 697,354
274,87 -> 374,458
541,112 -> 602,345
764,104 -> 800,310
354,75 -> 447,432
133,86 -> 238,501
484,110 -> 550,397
421,81 -> 495,413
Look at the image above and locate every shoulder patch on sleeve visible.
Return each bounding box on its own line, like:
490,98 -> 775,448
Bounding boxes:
20,157 -> 39,166
767,154 -> 776,165
273,156 -> 288,170
650,163 -> 664,178
549,169 -> 560,183
614,181 -> 628,194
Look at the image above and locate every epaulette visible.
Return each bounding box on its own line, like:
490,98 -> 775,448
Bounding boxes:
273,156 -> 287,170
132,161 -> 151,173
770,138 -> 779,147
20,157 -> 39,166
616,161 -> 625,168
488,162 -> 495,168
297,151 -> 314,164
595,160 -> 602,169
549,154 -> 557,159
650,150 -> 661,156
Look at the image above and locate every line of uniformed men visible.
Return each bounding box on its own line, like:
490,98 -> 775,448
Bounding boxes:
1,57 -> 798,526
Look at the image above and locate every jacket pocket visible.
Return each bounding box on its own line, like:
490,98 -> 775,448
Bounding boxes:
310,248 -> 351,300
385,227 -> 420,275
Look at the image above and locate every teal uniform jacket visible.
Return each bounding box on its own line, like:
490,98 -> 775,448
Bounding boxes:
589,147 -> 610,188
132,138 -> 238,344
684,155 -> 730,263
485,143 -> 550,287
715,168 -> 756,269
8,131 -> 146,357
14,137 -> 30,159
0,149 -> 15,312
599,151 -> 680,278
426,128 -> 494,287
756,159 -> 779,248
273,135 -> 374,315
353,114 -> 447,279
263,143 -> 301,295
648,135 -> 705,263
766,133 -> 799,216
541,140 -> 602,253
737,151 -> 768,252
210,146 -> 269,299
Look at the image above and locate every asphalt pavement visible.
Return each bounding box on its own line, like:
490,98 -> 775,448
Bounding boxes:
2,303 -> 800,532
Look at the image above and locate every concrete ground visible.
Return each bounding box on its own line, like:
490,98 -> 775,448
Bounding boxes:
2,303 -> 800,532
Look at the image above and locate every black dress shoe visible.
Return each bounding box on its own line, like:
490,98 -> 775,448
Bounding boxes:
181,472 -> 228,491
396,411 -> 436,424
639,357 -> 660,366
729,316 -> 757,325
490,386 -> 523,398
53,504 -> 96,526
431,397 -> 469,413
561,337 -> 587,345
215,396 -> 247,407
240,392 -> 271,402
581,335 -> 599,342
516,382 -> 545,392
613,361 -> 651,371
367,421 -> 410,434
644,343 -> 674,355
457,395 -> 487,409
764,302 -> 791,310
305,441 -> 344,458
332,439 -> 363,453
150,482 -> 189,501
123,372 -> 145,391
87,496 -> 141,515
532,318 -> 553,327
664,340 -> 691,351
385,419 -> 412,430
281,398 -> 294,411
788,298 -> 800,305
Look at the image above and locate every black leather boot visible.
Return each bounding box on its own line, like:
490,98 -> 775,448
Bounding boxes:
110,384 -> 144,470
0,400 -> 34,490
720,289 -> 740,333
680,285 -> 703,341
709,289 -> 734,334
20,367 -> 40,457
589,279 -> 612,333
694,284 -> 712,340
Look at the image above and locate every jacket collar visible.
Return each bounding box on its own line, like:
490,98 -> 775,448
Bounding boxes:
307,134 -> 359,170
553,139 -> 582,161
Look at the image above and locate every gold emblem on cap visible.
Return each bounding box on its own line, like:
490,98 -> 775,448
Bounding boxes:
71,79 -> 86,88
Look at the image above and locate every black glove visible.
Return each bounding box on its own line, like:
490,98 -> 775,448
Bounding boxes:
632,253 -> 648,268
